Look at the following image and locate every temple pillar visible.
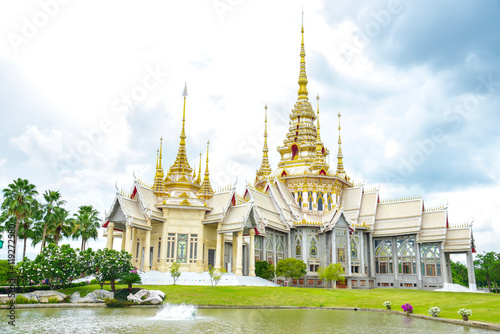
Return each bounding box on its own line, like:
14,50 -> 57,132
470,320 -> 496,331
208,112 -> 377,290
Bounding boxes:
235,230 -> 243,276
444,252 -> 452,288
143,229 -> 151,272
232,234 -> 237,273
106,222 -> 114,249
131,228 -> 138,264
215,225 -> 222,270
369,234 -> 375,277
121,231 -> 126,251
197,225 -> 205,273
124,224 -> 132,254
467,250 -> 477,291
249,229 -> 256,276
159,221 -> 168,272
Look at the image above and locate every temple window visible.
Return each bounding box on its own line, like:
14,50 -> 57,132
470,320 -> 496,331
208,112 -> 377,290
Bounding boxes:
266,234 -> 274,265
292,145 -> 298,160
375,239 -> 393,274
297,191 -> 303,208
335,229 -> 347,265
420,244 -> 441,276
317,192 -> 324,211
177,234 -> 188,263
350,234 -> 359,259
167,233 -> 176,263
327,193 -> 332,210
276,235 -> 285,262
189,234 -> 198,263
307,234 -> 318,258
295,234 -> 302,259
308,191 -> 313,210
397,236 -> 416,275
157,242 -> 161,262
254,236 -> 262,262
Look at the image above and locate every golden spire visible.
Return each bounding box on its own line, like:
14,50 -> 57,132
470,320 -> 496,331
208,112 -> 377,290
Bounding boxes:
312,94 -> 328,171
297,22 -> 309,99
336,112 -> 345,176
197,141 -> 214,200
152,137 -> 167,196
195,153 -> 202,184
256,105 -> 272,181
170,83 -> 192,177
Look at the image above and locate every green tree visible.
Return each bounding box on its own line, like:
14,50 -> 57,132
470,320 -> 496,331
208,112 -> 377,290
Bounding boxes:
1,178 -> 39,264
96,248 -> 133,292
318,263 -> 345,289
39,190 -> 65,252
50,207 -> 74,246
255,260 -> 275,281
208,264 -> 226,287
474,252 -> 500,292
71,205 -> 100,251
170,262 -> 181,285
276,258 -> 306,285
119,271 -> 142,294
0,260 -> 17,284
451,261 -> 469,287
32,243 -> 80,289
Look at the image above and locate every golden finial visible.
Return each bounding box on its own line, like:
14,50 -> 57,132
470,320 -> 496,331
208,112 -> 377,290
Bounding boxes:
159,137 -> 163,169
170,83 -> 193,176
195,153 -> 202,184
298,17 -> 308,99
336,111 -> 345,176
197,140 -> 214,200
256,104 -> 272,183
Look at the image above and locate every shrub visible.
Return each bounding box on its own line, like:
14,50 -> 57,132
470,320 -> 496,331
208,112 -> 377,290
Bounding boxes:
401,303 -> 413,313
104,298 -> 134,307
15,295 -> 30,304
47,297 -> 59,304
428,306 -> 441,317
458,308 -> 472,316
255,261 -> 275,281
383,301 -> 391,307
114,288 -> 142,302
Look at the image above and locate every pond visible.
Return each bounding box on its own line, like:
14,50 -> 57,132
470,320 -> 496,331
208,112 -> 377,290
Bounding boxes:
1,305 -> 496,334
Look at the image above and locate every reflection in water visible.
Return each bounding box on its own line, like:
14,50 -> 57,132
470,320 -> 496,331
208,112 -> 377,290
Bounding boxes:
1,307 -> 496,334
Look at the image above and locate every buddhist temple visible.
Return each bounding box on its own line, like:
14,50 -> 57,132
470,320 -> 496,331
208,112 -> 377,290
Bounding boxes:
103,22 -> 476,290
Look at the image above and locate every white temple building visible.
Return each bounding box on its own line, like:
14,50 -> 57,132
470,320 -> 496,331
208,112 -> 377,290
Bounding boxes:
103,23 -> 476,290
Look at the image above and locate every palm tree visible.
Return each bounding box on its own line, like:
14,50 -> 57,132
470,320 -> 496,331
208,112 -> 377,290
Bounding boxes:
71,205 -> 101,251
40,190 -> 66,252
50,207 -> 74,246
1,178 -> 38,264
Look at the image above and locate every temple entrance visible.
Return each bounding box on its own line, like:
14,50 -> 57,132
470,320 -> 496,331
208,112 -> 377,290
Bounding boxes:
208,249 -> 215,267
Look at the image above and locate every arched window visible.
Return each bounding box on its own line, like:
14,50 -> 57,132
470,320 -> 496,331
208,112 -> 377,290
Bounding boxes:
317,192 -> 323,211
291,145 -> 298,160
397,237 -> 416,275
308,191 -> 313,210
420,244 -> 441,276
375,239 -> 393,274
327,193 -> 332,210
297,191 -> 303,208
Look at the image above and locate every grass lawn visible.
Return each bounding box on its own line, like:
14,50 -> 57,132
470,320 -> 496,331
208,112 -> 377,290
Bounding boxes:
58,284 -> 500,325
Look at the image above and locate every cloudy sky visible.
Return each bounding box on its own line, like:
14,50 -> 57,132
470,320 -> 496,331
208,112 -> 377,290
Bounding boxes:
1,0 -> 499,261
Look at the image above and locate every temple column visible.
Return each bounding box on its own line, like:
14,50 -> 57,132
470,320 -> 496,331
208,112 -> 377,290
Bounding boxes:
124,224 -> 132,254
159,221 -> 168,272
232,234 -> 238,273
215,225 -> 222,270
369,234 -> 375,277
131,228 -> 137,264
121,231 -> 126,251
249,229 -> 256,276
106,222 -> 114,249
467,250 -> 477,291
143,229 -> 151,272
415,242 -> 422,289
444,252 -> 452,288
197,225 -> 205,273
235,230 -> 243,276
360,232 -> 365,275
